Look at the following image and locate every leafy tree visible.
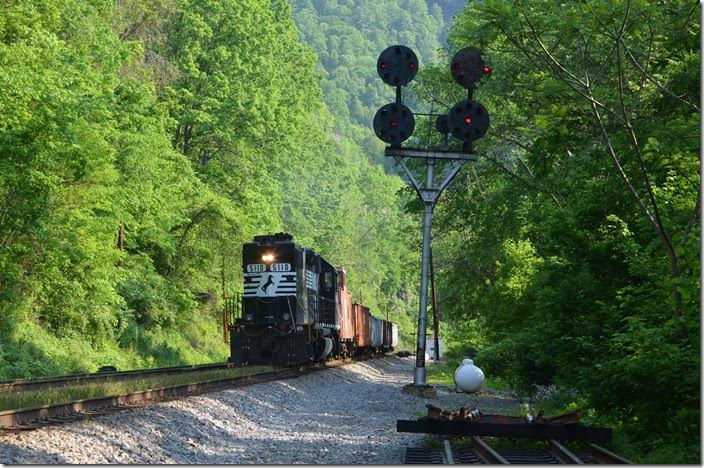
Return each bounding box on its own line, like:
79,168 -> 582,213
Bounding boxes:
411,0 -> 699,462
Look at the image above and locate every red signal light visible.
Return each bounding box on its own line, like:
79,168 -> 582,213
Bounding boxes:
380,63 -> 387,69
483,66 -> 491,73
391,120 -> 398,127
409,62 -> 416,69
465,117 -> 472,124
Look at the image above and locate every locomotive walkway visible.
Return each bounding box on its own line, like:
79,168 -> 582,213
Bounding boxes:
0,356 -> 520,464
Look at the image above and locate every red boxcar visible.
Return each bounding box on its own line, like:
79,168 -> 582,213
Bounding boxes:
337,269 -> 355,355
353,303 -> 371,349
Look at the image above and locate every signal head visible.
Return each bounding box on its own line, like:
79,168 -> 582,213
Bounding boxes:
435,114 -> 449,135
377,45 -> 419,86
373,103 -> 415,144
450,47 -> 491,89
447,100 -> 490,142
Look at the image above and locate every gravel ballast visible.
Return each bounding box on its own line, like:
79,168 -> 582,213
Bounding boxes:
0,356 -> 519,464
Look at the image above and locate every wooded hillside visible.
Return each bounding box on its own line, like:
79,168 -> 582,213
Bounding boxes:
0,0 -> 421,378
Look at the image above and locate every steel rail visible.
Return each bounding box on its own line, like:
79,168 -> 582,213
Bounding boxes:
406,438 -> 633,465
470,436 -> 509,464
589,443 -> 633,464
0,359 -> 356,433
548,438 -> 585,464
407,434 -> 632,464
0,362 -> 232,393
441,438 -> 455,464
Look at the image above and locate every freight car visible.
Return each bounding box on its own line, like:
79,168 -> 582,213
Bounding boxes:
229,233 -> 397,366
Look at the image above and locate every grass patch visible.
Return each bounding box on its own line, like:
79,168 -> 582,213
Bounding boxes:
0,318 -> 231,380
0,366 -> 271,412
425,360 -> 511,391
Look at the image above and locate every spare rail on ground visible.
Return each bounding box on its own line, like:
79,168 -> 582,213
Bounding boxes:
397,414 -> 612,442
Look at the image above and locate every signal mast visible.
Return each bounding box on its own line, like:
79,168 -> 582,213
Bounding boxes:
373,45 -> 492,394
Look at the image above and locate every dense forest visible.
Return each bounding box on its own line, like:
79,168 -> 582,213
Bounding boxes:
409,0 -> 699,463
287,1 -> 700,461
0,0 -> 435,378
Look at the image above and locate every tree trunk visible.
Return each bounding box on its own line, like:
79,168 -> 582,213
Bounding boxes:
183,125 -> 193,155
117,222 -> 125,251
671,255 -> 686,337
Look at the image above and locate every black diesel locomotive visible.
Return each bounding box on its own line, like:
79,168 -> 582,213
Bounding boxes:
229,233 -> 397,366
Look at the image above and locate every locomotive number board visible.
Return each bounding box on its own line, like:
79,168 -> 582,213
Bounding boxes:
246,263 -> 291,273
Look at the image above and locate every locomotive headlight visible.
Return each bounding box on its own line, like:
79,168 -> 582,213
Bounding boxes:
261,253 -> 275,262
281,313 -> 291,322
244,313 -> 254,322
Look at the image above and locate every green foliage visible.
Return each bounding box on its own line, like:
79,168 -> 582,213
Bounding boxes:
0,0 -> 427,380
412,0 -> 700,462
289,0 -> 445,162
286,0 -> 461,345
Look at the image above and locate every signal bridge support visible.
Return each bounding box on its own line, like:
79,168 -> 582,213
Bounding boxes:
389,148 -> 476,391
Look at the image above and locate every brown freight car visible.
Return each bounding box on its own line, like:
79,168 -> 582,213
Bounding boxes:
353,302 -> 371,349
337,268 -> 355,357
382,319 -> 392,350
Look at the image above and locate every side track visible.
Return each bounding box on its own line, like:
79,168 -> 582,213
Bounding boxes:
0,362 -> 231,394
0,359 -> 355,433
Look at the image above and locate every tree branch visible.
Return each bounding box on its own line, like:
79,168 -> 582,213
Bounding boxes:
614,3 -> 676,261
628,20 -> 655,116
622,42 -> 700,112
588,98 -> 672,260
583,0 -> 699,112
484,148 -> 563,208
679,185 -> 701,248
504,15 -> 624,123
519,10 -> 587,88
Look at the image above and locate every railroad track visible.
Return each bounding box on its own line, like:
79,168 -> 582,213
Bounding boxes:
0,358 -> 356,434
0,362 -> 233,394
405,437 -> 632,464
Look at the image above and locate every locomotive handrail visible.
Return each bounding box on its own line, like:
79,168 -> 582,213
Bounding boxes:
223,293 -> 243,343
285,295 -> 297,330
318,296 -> 338,325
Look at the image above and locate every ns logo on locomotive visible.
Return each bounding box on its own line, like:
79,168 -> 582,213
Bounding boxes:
229,233 -> 398,366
